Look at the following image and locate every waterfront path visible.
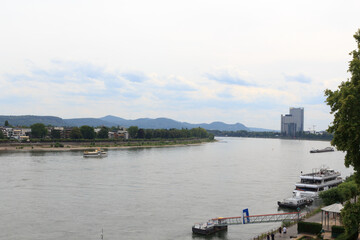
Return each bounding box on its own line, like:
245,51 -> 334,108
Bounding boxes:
272,211 -> 322,239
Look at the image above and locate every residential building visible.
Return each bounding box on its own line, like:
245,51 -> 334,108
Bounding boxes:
108,129 -> 129,140
281,107 -> 304,136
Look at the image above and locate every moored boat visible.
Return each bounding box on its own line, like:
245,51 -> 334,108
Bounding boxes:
192,221 -> 227,235
310,147 -> 334,153
293,166 -> 342,197
278,193 -> 313,209
83,149 -> 107,158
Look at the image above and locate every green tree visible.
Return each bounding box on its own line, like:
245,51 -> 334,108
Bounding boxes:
4,120 -> 9,127
325,29 -> 360,235
342,201 -> 360,234
80,125 -> 95,139
144,129 -> 153,139
127,126 -> 138,138
51,129 -> 61,139
31,123 -> 48,138
97,126 -> 109,139
137,128 -> 145,139
70,127 -> 82,139
319,187 -> 345,205
325,29 -> 360,183
0,130 -> 4,139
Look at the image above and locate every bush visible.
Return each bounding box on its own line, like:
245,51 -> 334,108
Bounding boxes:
335,231 -> 358,240
297,221 -> 322,235
332,226 -> 345,238
54,142 -> 64,148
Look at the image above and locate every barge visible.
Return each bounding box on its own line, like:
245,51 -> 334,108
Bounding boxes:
310,147 -> 334,153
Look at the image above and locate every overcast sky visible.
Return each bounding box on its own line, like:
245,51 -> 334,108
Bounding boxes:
1,0 -> 359,130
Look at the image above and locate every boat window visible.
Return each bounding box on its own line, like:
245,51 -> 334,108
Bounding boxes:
295,187 -> 317,192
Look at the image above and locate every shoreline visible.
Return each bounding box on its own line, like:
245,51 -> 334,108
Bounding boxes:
0,140 -> 212,153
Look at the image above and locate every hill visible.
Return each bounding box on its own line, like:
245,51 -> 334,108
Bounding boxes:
0,115 -> 66,127
0,115 -> 271,131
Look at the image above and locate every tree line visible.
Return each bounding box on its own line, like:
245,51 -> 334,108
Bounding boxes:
0,123 -> 213,140
208,130 -> 333,140
322,29 -> 360,236
127,126 -> 213,139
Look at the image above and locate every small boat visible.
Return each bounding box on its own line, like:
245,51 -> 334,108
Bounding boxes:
83,149 -> 107,158
310,147 -> 334,153
278,193 -> 313,209
192,220 -> 227,235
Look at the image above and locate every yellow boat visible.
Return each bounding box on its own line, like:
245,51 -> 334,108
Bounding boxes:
83,149 -> 107,158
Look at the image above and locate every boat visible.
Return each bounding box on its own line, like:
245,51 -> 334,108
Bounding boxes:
83,149 -> 107,158
293,166 -> 342,197
278,192 -> 313,209
192,220 -> 227,235
310,147 -> 334,153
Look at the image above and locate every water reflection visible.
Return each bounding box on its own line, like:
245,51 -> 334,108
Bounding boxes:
192,231 -> 229,240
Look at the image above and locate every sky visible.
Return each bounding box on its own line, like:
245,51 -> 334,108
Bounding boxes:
1,0 -> 360,131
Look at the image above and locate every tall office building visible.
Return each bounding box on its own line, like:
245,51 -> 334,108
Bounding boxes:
281,107 -> 304,136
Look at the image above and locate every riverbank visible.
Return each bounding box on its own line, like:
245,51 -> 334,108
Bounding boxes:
0,138 -> 214,152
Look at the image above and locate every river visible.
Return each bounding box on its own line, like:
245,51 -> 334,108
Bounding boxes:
0,137 -> 353,240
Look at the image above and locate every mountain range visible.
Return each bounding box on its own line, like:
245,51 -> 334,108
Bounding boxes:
0,115 -> 276,132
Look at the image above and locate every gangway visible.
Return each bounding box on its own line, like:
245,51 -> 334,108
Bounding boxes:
212,212 -> 302,226
192,209 -> 304,235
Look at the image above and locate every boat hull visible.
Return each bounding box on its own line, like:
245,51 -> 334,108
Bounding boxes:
83,154 -> 107,158
310,148 -> 334,153
277,200 -> 312,209
192,225 -> 227,235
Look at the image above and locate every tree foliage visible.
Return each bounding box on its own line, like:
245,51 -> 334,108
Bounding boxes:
319,180 -> 359,205
97,127 -> 109,139
4,120 -> 9,126
208,130 -> 333,140
0,130 -> 4,139
325,29 -> 360,183
51,129 -> 61,139
127,126 -> 139,138
80,125 -> 95,139
127,126 -> 213,140
325,29 -> 360,235
137,128 -> 145,139
31,123 -> 48,138
342,201 -> 360,234
70,127 -> 82,139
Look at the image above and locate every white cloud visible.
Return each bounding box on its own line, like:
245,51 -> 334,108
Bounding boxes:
1,0 -> 360,130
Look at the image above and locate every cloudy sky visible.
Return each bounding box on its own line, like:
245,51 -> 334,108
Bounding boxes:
1,0 -> 359,130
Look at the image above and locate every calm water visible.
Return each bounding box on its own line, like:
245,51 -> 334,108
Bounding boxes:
0,137 -> 353,240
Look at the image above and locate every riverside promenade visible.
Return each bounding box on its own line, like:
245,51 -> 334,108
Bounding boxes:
268,211 -> 323,240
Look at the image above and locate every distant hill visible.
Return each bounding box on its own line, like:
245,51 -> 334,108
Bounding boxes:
0,115 -> 276,132
99,116 -> 249,131
248,127 -> 279,132
64,118 -> 115,127
0,115 -> 66,127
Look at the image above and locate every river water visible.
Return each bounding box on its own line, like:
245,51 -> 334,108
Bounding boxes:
0,137 -> 353,240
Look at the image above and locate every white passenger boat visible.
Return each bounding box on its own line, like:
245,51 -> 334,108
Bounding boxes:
83,149 -> 107,158
293,166 -> 342,197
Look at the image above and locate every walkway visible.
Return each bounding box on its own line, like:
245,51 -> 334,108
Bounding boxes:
270,211 -> 322,239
